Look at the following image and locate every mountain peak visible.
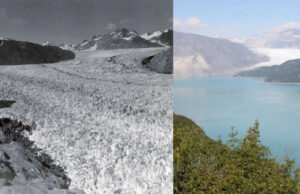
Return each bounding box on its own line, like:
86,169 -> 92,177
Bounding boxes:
116,28 -> 129,33
141,29 -> 173,46
68,28 -> 162,51
113,28 -> 138,38
245,22 -> 300,48
42,41 -> 55,46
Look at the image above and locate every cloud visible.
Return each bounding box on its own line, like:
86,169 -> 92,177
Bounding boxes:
106,23 -> 117,30
0,8 -> 23,24
0,8 -> 6,17
174,17 -> 206,32
274,22 -> 300,32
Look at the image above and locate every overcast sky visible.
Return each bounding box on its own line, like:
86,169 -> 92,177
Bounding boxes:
0,0 -> 172,44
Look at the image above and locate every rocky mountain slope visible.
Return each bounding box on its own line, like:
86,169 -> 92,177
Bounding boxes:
0,39 -> 75,65
142,47 -> 173,74
58,28 -> 172,51
236,58 -> 300,83
70,28 -> 162,51
174,31 -> 269,78
42,41 -> 55,46
141,29 -> 173,46
0,118 -> 84,194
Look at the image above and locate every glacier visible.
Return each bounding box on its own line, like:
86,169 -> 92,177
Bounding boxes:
0,47 -> 173,194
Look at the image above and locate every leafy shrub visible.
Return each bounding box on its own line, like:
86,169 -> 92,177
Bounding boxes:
174,114 -> 300,193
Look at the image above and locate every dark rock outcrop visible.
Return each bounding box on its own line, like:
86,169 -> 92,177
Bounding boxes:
0,118 -> 84,194
0,100 -> 16,109
0,39 -> 75,65
141,29 -> 173,46
142,47 -> 173,74
159,29 -> 173,46
149,29 -> 173,46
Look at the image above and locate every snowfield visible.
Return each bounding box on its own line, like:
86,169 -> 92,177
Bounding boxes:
0,48 -> 173,194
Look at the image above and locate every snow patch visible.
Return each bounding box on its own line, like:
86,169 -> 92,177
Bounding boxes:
141,31 -> 162,40
42,41 -> 54,46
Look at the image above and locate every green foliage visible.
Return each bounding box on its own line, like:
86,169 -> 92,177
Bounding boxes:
174,115 -> 300,193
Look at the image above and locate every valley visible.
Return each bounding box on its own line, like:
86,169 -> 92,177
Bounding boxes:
0,47 -> 173,193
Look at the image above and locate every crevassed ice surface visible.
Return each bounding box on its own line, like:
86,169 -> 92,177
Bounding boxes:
0,48 -> 173,194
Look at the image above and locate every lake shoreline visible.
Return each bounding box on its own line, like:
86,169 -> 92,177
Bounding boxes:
234,75 -> 300,85
174,76 -> 300,166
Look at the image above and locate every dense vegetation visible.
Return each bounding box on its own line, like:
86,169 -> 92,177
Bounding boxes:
174,114 -> 300,193
236,58 -> 300,83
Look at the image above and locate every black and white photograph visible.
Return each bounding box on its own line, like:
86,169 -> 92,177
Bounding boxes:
0,0 -> 173,193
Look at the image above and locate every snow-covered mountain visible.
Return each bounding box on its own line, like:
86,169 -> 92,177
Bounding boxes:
42,41 -> 55,46
141,29 -> 173,46
59,43 -> 76,51
245,22 -> 300,48
68,28 -> 162,51
58,28 -> 171,51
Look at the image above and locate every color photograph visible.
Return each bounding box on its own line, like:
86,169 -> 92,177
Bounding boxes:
174,0 -> 300,193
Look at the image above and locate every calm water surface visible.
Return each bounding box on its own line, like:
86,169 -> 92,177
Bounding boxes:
174,77 -> 300,165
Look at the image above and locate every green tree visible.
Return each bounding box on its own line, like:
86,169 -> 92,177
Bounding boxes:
174,115 -> 300,193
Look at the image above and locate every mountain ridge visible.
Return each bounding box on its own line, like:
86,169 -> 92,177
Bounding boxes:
236,58 -> 300,83
60,28 -> 172,51
0,39 -> 75,65
141,29 -> 173,46
174,31 -> 269,78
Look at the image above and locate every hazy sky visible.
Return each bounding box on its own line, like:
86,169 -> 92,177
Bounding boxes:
0,0 -> 172,44
174,0 -> 300,39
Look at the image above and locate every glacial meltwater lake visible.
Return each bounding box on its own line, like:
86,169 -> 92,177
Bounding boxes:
174,77 -> 300,165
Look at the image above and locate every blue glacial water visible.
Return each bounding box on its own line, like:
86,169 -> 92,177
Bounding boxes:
174,77 -> 300,165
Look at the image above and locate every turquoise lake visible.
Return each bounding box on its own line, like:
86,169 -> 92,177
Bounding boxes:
174,77 -> 300,165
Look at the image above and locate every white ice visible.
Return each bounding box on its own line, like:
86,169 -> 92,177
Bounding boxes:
0,48 -> 173,194
251,48 -> 300,67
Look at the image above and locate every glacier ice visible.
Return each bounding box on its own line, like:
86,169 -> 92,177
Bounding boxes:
0,48 -> 172,194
